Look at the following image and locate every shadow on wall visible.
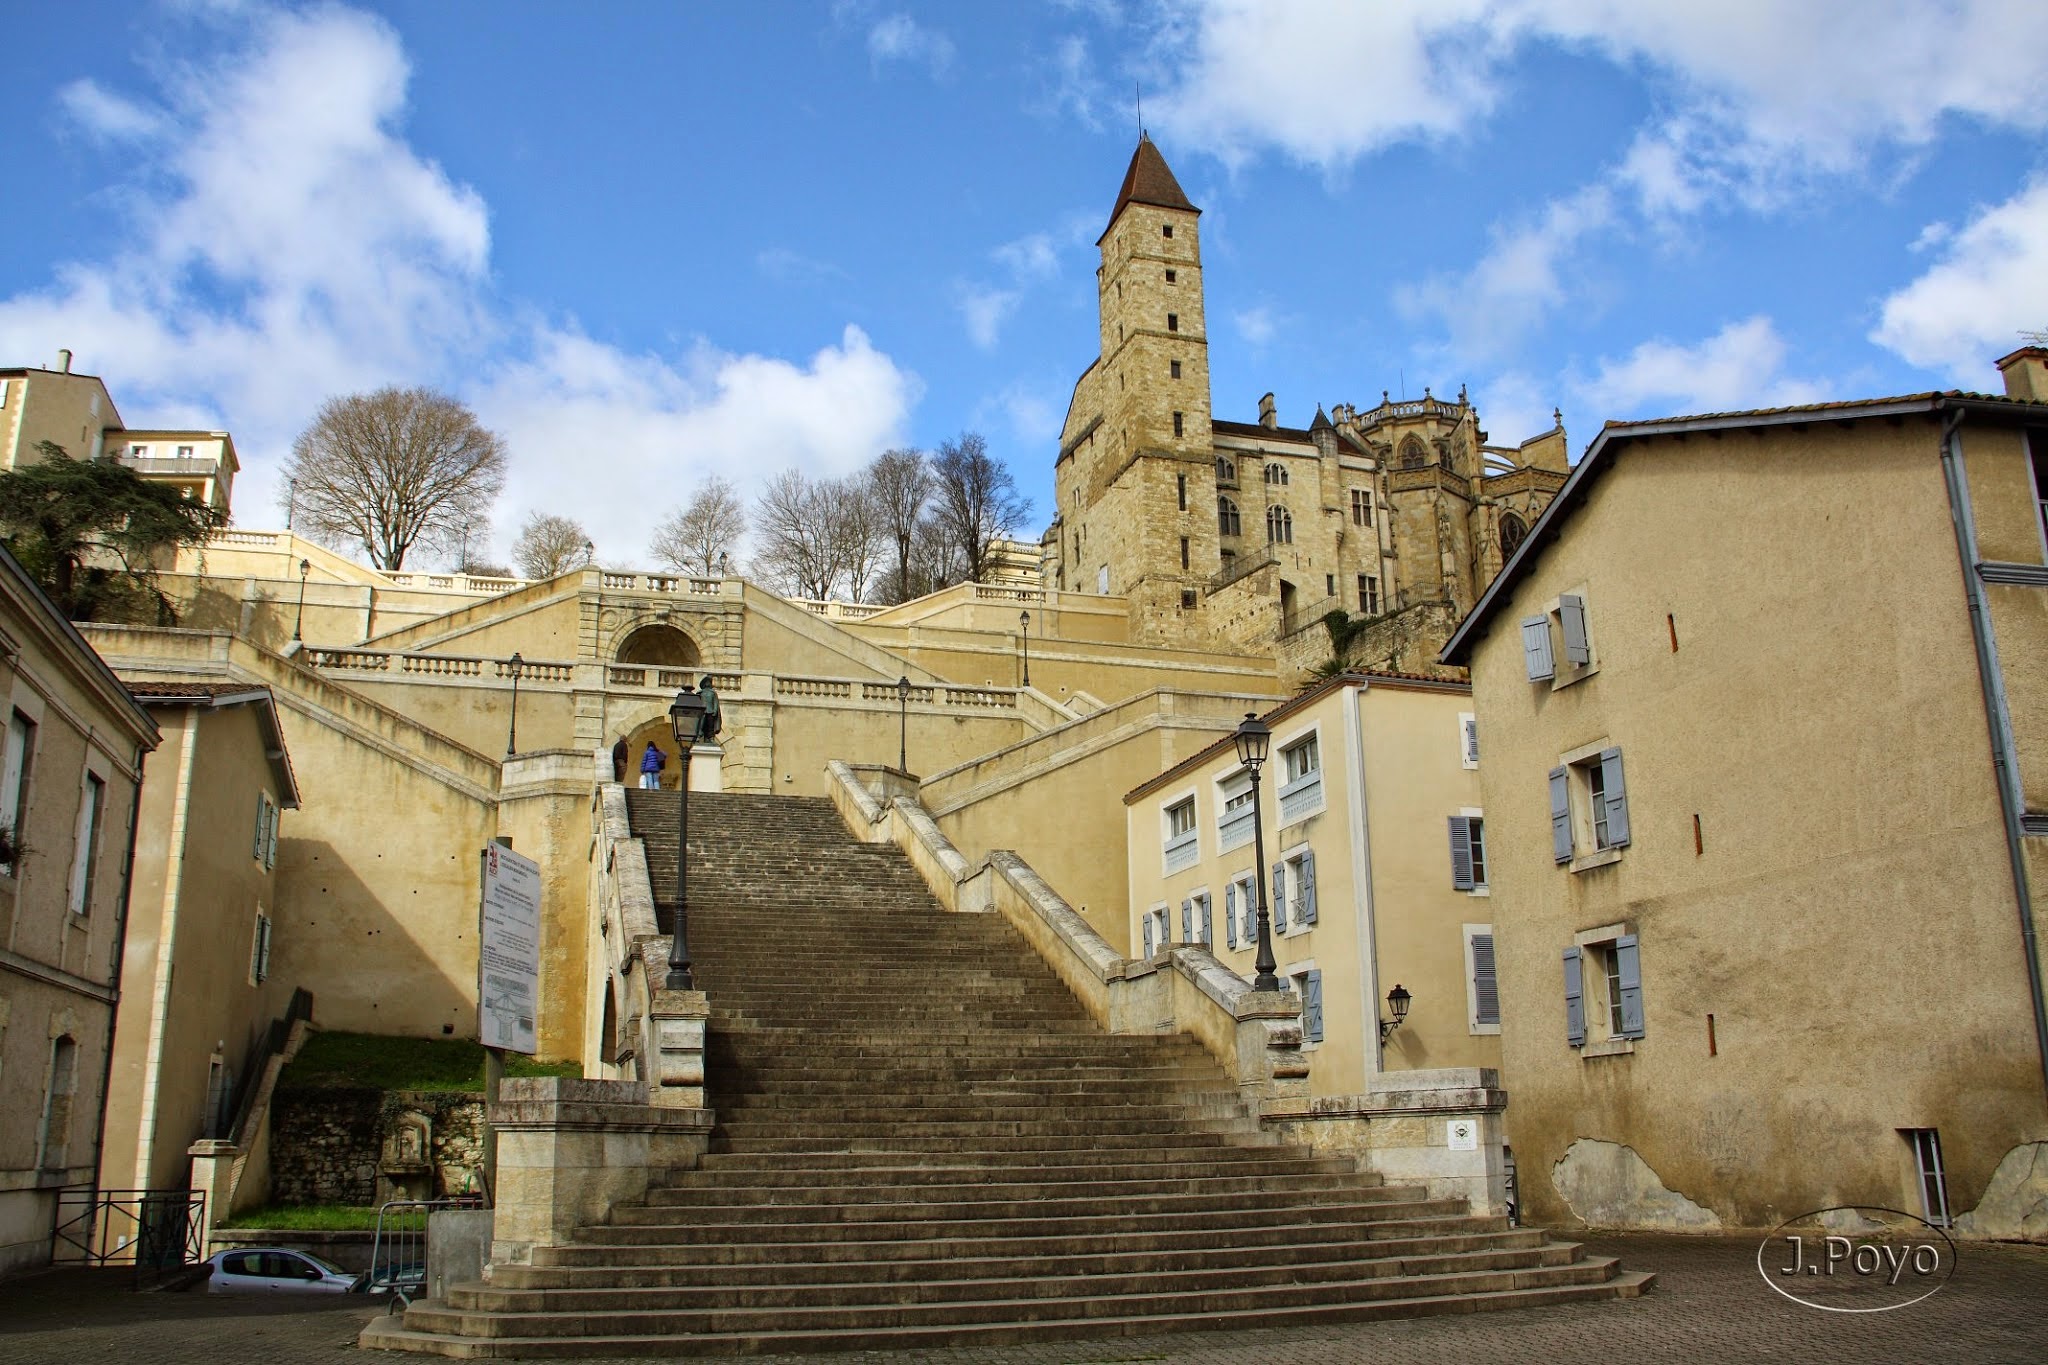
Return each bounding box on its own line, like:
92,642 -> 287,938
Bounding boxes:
275,839 -> 480,1039
617,625 -> 700,668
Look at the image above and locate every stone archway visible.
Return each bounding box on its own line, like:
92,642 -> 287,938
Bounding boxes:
617,623 -> 701,668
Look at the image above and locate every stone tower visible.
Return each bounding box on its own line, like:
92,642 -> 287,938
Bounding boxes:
1051,137 -> 1219,645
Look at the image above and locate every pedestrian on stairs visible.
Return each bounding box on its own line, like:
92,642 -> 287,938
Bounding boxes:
639,740 -> 666,789
612,734 -> 628,783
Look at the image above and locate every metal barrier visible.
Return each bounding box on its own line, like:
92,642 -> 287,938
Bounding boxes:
50,1186 -> 206,1287
370,1196 -> 484,1311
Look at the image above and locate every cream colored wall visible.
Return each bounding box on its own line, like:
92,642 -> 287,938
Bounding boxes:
857,623 -> 1281,707
102,706 -> 291,1194
1123,681 -> 1496,1098
2,370 -> 118,466
1470,416 -> 2048,1231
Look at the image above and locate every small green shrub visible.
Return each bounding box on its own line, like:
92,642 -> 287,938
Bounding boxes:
279,1031 -> 580,1094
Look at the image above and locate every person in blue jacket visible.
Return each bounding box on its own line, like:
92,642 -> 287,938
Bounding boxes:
639,740 -> 666,789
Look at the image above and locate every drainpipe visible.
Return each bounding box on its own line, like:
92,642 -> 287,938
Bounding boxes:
1939,408 -> 2048,1098
132,719 -> 199,1190
85,750 -> 149,1253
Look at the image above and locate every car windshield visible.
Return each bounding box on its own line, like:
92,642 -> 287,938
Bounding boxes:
298,1251 -> 348,1275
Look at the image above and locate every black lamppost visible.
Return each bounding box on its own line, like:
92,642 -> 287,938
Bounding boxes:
1234,711 -> 1281,992
583,539 -> 595,568
293,558 -> 310,642
666,685 -> 710,991
504,652 -> 524,757
1019,610 -> 1031,688
1379,984 -> 1413,1041
896,675 -> 910,772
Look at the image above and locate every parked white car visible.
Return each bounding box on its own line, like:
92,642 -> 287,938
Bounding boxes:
203,1247 -> 365,1293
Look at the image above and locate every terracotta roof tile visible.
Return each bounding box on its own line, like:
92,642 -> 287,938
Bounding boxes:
1106,137 -> 1196,234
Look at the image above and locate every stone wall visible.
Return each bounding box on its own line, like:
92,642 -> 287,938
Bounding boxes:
270,1089 -> 486,1206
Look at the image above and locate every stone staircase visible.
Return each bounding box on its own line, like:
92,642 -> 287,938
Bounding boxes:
378,791 -> 1649,1356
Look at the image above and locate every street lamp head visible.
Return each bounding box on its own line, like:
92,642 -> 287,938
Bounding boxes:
583,540 -> 595,563
896,675 -> 911,700
669,686 -> 708,748
1020,609 -> 1030,630
1387,983 -> 1411,1024
1233,712 -> 1272,772
509,651 -> 523,674
298,558 -> 310,580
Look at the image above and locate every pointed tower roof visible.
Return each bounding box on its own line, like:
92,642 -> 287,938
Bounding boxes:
1101,136 -> 1198,240
1310,405 -> 1333,431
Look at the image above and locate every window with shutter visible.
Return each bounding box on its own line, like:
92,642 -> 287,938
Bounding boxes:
1241,875 -> 1256,943
1614,934 -> 1644,1038
1299,970 -> 1325,1044
1181,898 -> 1192,943
1449,816 -> 1475,890
1271,863 -> 1287,932
1298,850 -> 1317,924
1460,713 -> 1479,768
1224,883 -> 1238,948
1198,894 -> 1212,946
1522,616 -> 1555,681
1141,912 -> 1154,958
1598,748 -> 1630,848
1563,946 -> 1585,1047
1470,932 -> 1500,1028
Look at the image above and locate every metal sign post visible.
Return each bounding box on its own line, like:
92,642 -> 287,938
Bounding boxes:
478,837 -> 540,1199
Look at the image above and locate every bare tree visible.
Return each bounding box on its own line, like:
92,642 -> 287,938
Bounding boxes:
867,448 -> 931,603
751,470 -> 840,600
283,387 -> 508,570
930,432 -> 1031,584
511,511 -> 592,579
651,476 -> 746,575
829,475 -> 888,604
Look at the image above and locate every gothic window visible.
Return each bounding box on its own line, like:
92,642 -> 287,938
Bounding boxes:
1266,505 -> 1293,544
1264,462 -> 1289,486
1499,512 -> 1529,560
1399,434 -> 1427,469
1350,488 -> 1372,525
1218,496 -> 1241,537
1215,456 -> 1236,485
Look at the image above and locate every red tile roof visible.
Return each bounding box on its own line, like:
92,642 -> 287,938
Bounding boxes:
1104,137 -> 1196,236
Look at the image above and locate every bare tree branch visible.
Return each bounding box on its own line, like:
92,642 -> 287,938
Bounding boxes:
867,448 -> 931,603
651,477 -> 746,575
282,387 -> 508,571
512,511 -> 592,579
931,431 -> 1031,584
751,470 -> 840,600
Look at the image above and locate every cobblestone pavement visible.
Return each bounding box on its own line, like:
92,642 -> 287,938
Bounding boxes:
2,1235 -> 2045,1364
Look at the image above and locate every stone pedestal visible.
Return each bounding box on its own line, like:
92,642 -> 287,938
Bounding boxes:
1261,1067 -> 1510,1216
186,1139 -> 239,1250
688,742 -> 724,792
488,1077 -> 711,1266
645,987 -> 710,1109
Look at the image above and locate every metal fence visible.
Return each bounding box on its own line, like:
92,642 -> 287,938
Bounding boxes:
50,1186 -> 206,1287
370,1197 -> 485,1310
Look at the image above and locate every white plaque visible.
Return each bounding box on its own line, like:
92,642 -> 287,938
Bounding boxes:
478,843 -> 541,1055
1446,1118 -> 1479,1151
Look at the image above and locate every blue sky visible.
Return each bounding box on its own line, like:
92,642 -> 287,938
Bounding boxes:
2,1 -> 2044,571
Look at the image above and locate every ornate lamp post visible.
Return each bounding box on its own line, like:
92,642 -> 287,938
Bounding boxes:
666,685 -> 710,991
582,539 -> 595,568
1379,984 -> 1413,1041
1234,711 -> 1281,992
1019,610 -> 1031,688
293,558 -> 311,642
896,675 -> 910,772
504,652 -> 524,757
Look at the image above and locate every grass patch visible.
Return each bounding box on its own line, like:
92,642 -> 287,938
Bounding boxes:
217,1203 -> 383,1231
280,1030 -> 580,1094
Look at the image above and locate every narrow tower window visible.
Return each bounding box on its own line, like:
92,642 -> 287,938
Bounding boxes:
1170,360 -> 1181,379
1162,224 -> 1173,238
1166,313 -> 1179,332
1176,474 -> 1187,510
1165,269 -> 1177,283
1173,412 -> 1184,437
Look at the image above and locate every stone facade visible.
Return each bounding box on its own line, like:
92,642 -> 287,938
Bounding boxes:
1050,140 -> 1569,667
269,1089 -> 485,1206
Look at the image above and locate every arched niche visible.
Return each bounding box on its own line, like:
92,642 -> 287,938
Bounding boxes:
616,623 -> 701,668
1399,434 -> 1428,469
1499,511 -> 1529,560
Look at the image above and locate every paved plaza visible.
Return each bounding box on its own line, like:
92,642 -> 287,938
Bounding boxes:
0,1234 -> 2043,1364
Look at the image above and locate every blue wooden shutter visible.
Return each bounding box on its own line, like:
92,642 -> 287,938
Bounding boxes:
1200,895 -> 1213,946
1615,935 -> 1644,1038
1559,594 -> 1591,665
1563,946 -> 1585,1046
1471,933 -> 1499,1026
1463,716 -> 1479,766
1522,616 -> 1555,680
1549,767 -> 1573,862
1142,912 -> 1154,958
1241,878 -> 1256,942
1272,864 -> 1287,932
253,795 -> 267,861
1448,816 -> 1475,889
1181,898 -> 1192,943
1300,850 -> 1317,924
1301,970 -> 1324,1043
1600,748 -> 1631,847
1224,883 -> 1238,948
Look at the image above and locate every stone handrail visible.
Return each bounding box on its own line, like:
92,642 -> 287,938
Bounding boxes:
824,761 -> 1306,1110
1210,547 -> 1277,593
971,584 -> 1045,604
598,571 -> 728,596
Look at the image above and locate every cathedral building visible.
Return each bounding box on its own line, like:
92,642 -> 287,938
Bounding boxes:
1047,138 -> 1570,666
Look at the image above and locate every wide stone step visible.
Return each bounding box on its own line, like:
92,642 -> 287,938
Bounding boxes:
613,1185 -> 1424,1227
659,1153 -> 1361,1187
642,1170 -> 1378,1206
393,1256 -> 1630,1341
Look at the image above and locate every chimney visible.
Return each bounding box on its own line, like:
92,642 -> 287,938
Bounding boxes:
1995,346 -> 2048,403
1257,392 -> 1277,429
56,348 -> 72,374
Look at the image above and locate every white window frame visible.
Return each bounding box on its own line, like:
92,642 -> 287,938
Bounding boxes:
1276,726 -> 1324,826
1216,768 -> 1255,852
1288,960 -> 1323,1048
1162,792 -> 1199,874
1272,842 -> 1317,935
253,792 -> 281,871
1905,1128 -> 1951,1227
1,705 -> 39,877
1459,712 -> 1479,769
1570,921 -> 1642,1057
67,768 -> 107,916
1555,740 -> 1629,872
1450,807 -> 1489,894
1464,924 -> 1501,1035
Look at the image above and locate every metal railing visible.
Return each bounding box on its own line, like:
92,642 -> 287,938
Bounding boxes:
370,1196 -> 486,1310
213,988 -> 314,1142
50,1186 -> 206,1286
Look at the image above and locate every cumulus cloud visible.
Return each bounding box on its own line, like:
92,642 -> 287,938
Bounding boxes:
1872,176 -> 2048,385
1233,306 -> 1277,346
1397,185 -> 1615,358
1580,316 -> 1829,417
0,4 -> 920,566
956,227 -> 1080,348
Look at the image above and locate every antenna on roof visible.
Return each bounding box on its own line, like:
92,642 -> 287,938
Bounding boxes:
1136,82 -> 1145,141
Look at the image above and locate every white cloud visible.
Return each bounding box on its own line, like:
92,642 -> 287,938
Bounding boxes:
1233,306 -> 1276,346
1872,176 -> 2048,385
475,325 -> 920,563
756,247 -> 847,284
0,4 -> 921,568
1150,1 -> 2048,192
1580,316 -> 1829,416
866,13 -> 956,77
1397,185 -> 1615,357
957,286 -> 1022,350
956,227 -> 1082,348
